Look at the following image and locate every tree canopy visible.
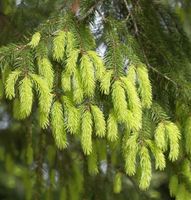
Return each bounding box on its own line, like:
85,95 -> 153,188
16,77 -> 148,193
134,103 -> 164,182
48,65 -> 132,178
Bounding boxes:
0,0 -> 191,199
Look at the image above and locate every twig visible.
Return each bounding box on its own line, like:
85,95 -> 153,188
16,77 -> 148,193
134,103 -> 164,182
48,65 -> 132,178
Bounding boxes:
123,0 -> 178,87
78,0 -> 104,21
136,31 -> 178,86
140,44 -> 178,87
123,0 -> 139,34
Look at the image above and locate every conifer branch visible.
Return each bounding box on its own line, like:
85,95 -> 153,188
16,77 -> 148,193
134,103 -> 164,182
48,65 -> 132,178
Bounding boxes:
123,0 -> 179,87
124,0 -> 139,35
1,1 -> 191,198
140,44 -> 178,87
114,165 -> 150,199
78,0 -> 104,21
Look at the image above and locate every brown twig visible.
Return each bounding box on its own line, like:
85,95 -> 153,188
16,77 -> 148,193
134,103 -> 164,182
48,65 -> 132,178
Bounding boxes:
123,0 -> 139,34
78,0 -> 104,21
140,43 -> 178,87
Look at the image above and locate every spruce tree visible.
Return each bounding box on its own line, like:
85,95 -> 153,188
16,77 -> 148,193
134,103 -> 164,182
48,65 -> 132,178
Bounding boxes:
0,0 -> 191,199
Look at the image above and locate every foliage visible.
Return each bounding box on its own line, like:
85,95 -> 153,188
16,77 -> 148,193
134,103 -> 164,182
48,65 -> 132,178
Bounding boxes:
0,0 -> 191,199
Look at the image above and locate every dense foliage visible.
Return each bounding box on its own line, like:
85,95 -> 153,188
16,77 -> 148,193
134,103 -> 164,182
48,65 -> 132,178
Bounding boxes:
0,0 -> 191,199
